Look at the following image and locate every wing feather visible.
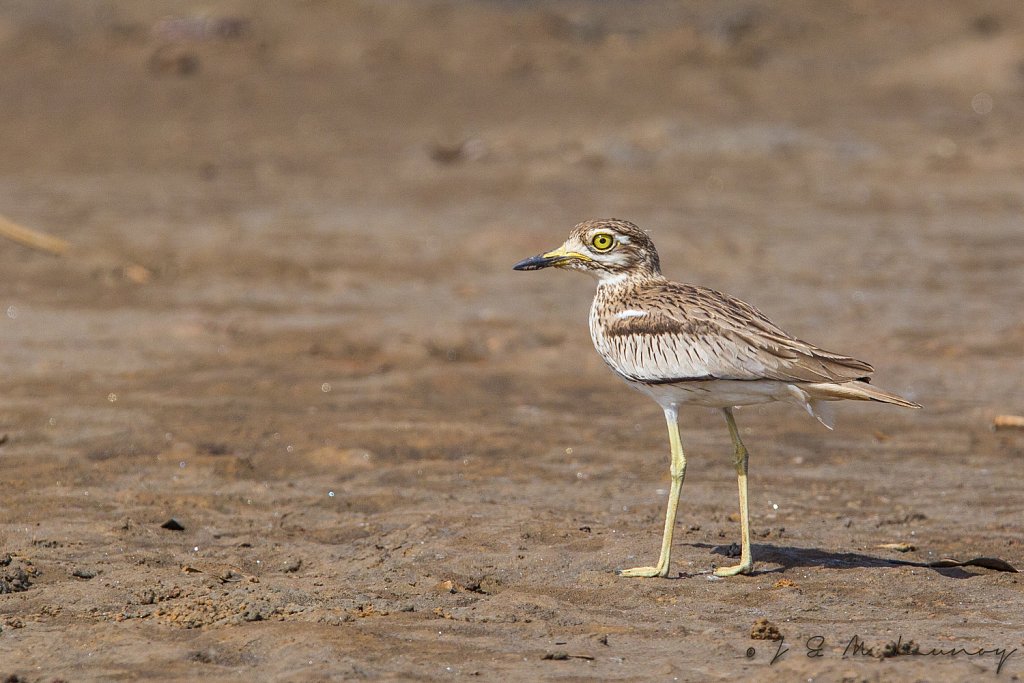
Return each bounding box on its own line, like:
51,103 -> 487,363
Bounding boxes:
601,283 -> 872,384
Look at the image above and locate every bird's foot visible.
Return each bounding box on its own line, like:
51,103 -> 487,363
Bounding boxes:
616,564 -> 669,578
713,561 -> 753,577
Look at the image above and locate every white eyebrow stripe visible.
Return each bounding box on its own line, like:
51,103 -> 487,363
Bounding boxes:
616,309 -> 648,319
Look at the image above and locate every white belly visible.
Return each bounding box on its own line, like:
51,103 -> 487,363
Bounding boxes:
623,376 -> 836,428
627,378 -> 792,409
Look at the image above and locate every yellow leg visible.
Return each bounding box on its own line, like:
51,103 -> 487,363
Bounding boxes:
714,408 -> 754,577
619,406 -> 686,578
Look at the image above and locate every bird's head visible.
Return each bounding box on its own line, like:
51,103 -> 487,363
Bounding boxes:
513,219 -> 661,283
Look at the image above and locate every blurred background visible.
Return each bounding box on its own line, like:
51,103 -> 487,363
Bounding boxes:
0,1 -> 1022,679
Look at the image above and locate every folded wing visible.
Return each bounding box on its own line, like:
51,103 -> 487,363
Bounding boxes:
600,283 -> 873,384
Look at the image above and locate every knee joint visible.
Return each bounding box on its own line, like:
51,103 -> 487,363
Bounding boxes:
732,447 -> 747,470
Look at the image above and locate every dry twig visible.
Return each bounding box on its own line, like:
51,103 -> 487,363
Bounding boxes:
0,214 -> 70,255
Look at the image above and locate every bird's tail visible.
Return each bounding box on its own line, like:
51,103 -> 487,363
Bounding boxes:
803,380 -> 921,409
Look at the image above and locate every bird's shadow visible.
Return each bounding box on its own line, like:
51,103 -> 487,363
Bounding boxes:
686,542 -> 1005,580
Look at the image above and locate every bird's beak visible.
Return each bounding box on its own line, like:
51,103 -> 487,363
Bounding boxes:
512,245 -> 591,271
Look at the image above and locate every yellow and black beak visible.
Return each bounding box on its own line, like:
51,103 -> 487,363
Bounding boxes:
512,245 -> 590,271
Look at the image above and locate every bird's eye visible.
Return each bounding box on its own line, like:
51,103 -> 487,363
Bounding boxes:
590,233 -> 615,252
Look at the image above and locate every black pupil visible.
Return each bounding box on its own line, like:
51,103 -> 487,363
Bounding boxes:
596,236 -> 609,248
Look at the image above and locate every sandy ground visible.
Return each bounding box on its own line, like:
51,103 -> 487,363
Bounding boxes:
1,1 -> 1023,680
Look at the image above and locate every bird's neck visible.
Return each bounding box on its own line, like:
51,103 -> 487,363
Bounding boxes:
595,270 -> 663,290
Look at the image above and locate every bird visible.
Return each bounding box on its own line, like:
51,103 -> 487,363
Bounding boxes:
512,218 -> 920,578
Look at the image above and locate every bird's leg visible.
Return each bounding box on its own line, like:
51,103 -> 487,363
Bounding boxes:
715,407 -> 754,577
618,406 -> 686,578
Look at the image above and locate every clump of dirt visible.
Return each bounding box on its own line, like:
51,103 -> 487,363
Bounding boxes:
0,555 -> 37,594
750,617 -> 783,641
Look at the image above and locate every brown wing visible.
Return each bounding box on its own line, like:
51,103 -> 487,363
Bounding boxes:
602,282 -> 873,384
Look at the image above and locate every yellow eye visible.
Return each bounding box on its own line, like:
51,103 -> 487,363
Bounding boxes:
591,233 -> 615,252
